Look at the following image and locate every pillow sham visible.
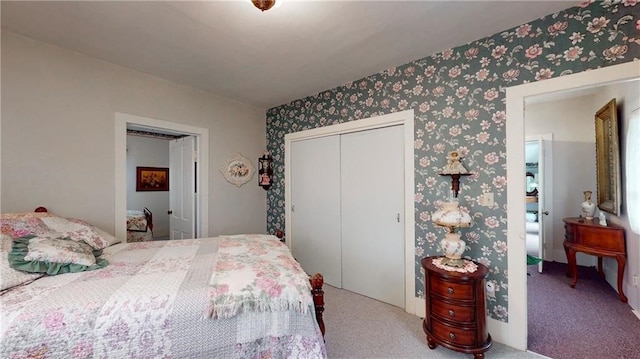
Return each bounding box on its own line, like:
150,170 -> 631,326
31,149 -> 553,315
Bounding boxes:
0,234 -> 43,292
1,214 -> 122,249
37,216 -> 119,250
92,224 -> 122,247
8,236 -> 108,275
1,217 -> 52,239
0,212 -> 52,220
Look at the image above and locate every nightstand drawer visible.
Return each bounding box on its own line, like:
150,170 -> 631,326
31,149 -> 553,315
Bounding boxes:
431,300 -> 475,323
430,277 -> 474,300
431,319 -> 477,346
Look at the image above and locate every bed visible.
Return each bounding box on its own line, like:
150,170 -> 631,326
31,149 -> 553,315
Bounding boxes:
1,208 -> 326,358
126,207 -> 153,242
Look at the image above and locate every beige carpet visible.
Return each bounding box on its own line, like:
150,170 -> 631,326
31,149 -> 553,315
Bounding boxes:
323,284 -> 547,359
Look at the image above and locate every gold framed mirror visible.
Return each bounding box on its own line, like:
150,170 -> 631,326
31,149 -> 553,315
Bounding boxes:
594,98 -> 621,216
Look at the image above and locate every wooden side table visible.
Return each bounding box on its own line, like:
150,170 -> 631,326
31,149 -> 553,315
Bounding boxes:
422,257 -> 491,359
563,217 -> 627,303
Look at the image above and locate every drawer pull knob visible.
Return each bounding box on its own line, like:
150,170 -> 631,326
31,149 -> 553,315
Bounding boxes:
449,332 -> 456,340
448,309 -> 455,317
447,287 -> 454,294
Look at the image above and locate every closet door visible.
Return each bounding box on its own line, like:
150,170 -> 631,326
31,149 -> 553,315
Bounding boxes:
340,125 -> 405,307
290,136 -> 342,287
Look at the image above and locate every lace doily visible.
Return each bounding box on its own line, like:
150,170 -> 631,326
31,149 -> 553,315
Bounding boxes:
432,257 -> 478,273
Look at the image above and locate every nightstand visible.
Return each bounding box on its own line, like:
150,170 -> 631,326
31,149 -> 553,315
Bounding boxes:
421,256 -> 492,358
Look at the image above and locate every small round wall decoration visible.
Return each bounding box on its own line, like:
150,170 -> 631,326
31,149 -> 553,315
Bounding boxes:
220,153 -> 255,187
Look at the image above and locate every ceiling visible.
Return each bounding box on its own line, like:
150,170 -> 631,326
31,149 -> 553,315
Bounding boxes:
1,1 -> 577,109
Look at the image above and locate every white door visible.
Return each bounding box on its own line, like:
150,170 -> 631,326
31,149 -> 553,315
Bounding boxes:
525,135 -> 553,273
169,136 -> 195,239
340,125 -> 405,307
290,135 -> 342,287
536,137 -> 553,273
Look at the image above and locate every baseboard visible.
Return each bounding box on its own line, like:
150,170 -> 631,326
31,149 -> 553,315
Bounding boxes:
633,309 -> 640,320
412,296 -> 425,318
527,350 -> 554,358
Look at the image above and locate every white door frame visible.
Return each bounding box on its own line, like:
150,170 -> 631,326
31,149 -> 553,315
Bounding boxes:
115,112 -> 209,241
284,109 -> 416,313
505,61 -> 640,350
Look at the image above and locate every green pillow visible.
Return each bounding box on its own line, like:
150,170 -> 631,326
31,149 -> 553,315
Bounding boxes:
8,235 -> 108,275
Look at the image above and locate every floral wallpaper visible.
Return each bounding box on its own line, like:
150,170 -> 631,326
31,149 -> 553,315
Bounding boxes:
265,1 -> 640,322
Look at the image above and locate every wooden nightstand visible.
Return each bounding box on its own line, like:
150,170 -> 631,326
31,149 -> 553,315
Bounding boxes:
422,256 -> 492,359
563,217 -> 627,302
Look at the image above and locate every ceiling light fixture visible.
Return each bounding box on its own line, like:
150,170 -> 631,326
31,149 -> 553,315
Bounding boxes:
252,0 -> 276,12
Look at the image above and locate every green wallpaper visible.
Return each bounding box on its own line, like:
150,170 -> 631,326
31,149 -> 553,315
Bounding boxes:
265,1 -> 640,322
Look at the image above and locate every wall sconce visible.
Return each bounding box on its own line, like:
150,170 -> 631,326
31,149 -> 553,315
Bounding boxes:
432,200 -> 473,267
439,151 -> 471,198
258,151 -> 273,190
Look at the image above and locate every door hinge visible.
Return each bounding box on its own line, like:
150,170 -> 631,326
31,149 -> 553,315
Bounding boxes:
192,150 -> 198,162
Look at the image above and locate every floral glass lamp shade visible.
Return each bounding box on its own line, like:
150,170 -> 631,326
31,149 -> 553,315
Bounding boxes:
432,200 -> 473,267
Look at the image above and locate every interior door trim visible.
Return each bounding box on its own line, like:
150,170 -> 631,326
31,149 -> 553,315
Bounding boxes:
506,60 -> 640,350
115,112 -> 209,241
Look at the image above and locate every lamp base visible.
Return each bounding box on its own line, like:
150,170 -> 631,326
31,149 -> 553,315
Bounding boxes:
440,232 -> 466,268
440,256 -> 465,268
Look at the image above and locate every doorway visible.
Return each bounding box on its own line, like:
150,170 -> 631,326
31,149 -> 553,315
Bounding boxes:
504,61 -> 640,350
114,112 -> 210,241
524,134 -> 552,274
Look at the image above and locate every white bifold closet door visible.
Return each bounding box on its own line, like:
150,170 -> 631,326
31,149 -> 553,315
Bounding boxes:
290,125 -> 404,307
290,135 -> 343,288
340,125 -> 405,308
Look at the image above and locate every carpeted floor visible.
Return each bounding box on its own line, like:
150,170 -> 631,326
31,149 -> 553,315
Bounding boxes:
323,284 -> 546,359
527,261 -> 640,359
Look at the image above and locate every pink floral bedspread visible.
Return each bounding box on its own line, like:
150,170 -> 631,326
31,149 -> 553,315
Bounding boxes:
1,238 -> 326,358
207,234 -> 314,319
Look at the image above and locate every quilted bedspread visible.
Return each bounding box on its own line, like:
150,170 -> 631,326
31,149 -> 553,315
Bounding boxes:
0,238 -> 326,358
208,234 -> 314,319
125,210 -> 148,232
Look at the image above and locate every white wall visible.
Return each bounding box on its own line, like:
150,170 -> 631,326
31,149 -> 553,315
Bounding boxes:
592,79 -> 640,309
1,31 -> 267,236
126,135 -> 170,238
525,94 -> 597,263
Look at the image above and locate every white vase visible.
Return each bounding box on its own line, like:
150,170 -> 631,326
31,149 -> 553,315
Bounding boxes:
581,190 -> 596,220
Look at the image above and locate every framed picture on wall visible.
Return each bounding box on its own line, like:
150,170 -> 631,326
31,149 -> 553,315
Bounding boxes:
136,167 -> 169,191
220,153 -> 255,187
